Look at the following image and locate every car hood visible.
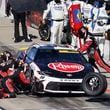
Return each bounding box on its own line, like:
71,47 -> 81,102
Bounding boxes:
36,62 -> 94,78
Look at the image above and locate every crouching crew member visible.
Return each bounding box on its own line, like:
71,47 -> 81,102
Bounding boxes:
0,51 -> 31,98
2,65 -> 30,98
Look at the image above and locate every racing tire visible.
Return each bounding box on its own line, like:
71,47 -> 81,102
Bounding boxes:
82,72 -> 107,96
39,23 -> 51,41
31,80 -> 37,95
31,76 -> 44,95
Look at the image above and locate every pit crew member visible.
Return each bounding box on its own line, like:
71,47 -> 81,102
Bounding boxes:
0,51 -> 30,98
78,26 -> 110,73
42,0 -> 68,44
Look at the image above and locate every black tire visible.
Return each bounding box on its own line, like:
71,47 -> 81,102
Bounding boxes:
82,72 -> 107,96
31,81 -> 37,95
30,72 -> 44,94
39,23 -> 51,41
31,81 -> 44,95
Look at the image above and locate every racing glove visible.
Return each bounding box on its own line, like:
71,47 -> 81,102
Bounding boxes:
5,1 -> 11,17
6,10 -> 11,17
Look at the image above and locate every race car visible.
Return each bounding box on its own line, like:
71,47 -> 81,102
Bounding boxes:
23,44 -> 107,96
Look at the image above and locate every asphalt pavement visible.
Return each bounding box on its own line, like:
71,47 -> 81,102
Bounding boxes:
0,16 -> 48,52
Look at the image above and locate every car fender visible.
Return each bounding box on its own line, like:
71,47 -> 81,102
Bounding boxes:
30,62 -> 41,79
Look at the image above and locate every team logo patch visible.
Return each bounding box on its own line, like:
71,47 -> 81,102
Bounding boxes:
48,62 -> 84,73
73,9 -> 82,23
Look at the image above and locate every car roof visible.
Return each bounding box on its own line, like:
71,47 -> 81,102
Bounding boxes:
31,44 -> 79,52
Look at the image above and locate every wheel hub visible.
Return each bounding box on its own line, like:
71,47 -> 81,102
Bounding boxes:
89,77 -> 99,91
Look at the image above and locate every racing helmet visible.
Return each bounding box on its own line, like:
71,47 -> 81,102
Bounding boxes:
78,26 -> 88,39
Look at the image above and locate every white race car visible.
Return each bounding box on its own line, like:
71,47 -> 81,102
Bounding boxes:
22,44 -> 107,96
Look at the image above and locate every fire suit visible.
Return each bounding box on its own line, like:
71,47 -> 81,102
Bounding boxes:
0,56 -> 30,98
67,0 -> 84,48
79,36 -> 110,73
88,1 -> 108,57
43,0 -> 68,44
1,66 -> 30,98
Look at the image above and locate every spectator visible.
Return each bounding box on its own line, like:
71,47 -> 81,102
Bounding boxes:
5,1 -> 32,43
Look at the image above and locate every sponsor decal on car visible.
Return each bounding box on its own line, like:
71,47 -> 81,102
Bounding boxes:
48,62 -> 84,73
60,78 -> 82,83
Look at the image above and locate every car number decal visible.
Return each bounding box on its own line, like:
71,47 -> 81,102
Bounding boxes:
48,62 -> 84,73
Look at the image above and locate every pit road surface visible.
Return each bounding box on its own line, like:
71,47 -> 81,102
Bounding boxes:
0,17 -> 110,110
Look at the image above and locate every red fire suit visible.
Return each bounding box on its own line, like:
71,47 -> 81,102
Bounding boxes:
0,60 -> 30,98
79,36 -> 110,73
68,4 -> 83,48
1,67 -> 30,98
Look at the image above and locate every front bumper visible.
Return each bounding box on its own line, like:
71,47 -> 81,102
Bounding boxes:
38,75 -> 84,93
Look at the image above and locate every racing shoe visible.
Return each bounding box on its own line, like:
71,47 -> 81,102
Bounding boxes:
24,38 -> 32,42
14,38 -> 22,43
3,93 -> 16,98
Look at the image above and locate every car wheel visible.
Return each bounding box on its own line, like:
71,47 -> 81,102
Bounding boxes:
39,23 -> 50,41
82,72 -> 107,96
31,79 -> 44,94
31,79 -> 37,95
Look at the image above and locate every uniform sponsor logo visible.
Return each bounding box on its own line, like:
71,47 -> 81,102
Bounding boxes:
48,62 -> 84,73
74,9 -> 82,23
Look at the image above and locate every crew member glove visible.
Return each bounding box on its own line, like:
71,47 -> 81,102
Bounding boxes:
6,9 -> 11,17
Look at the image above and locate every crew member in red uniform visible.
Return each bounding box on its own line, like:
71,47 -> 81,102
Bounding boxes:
78,26 -> 110,73
68,3 -> 83,48
0,51 -> 15,98
0,51 -> 31,98
0,51 -> 13,78
1,64 -> 30,98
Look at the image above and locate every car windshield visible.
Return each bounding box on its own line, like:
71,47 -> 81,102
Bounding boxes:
34,49 -> 87,64
25,47 -> 38,64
